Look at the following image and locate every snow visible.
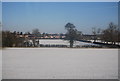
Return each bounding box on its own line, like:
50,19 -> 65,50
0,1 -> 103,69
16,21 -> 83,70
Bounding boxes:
2,48 -> 118,79
89,40 -> 120,45
39,39 -> 69,45
38,39 -> 99,46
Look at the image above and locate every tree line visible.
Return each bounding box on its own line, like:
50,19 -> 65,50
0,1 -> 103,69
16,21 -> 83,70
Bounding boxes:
2,22 -> 120,48
64,22 -> 120,48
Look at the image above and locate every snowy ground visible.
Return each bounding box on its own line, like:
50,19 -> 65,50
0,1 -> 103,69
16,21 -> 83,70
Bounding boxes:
37,39 -> 99,47
2,48 -> 118,79
89,40 -> 120,45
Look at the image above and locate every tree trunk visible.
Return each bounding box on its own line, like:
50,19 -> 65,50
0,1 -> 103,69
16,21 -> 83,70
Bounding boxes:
113,42 -> 116,45
70,40 -> 73,48
32,39 -> 35,47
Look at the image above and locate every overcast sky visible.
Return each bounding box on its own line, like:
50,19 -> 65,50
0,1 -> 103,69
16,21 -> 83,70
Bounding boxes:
2,2 -> 118,34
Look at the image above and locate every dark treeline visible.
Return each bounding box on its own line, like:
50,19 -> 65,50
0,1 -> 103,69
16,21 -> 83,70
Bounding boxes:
64,22 -> 120,48
2,31 -> 25,47
2,22 -> 120,48
101,22 -> 120,45
2,29 -> 65,47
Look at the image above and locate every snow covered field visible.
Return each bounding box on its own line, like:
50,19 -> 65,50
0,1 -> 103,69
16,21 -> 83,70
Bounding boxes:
38,39 -> 99,47
2,48 -> 118,79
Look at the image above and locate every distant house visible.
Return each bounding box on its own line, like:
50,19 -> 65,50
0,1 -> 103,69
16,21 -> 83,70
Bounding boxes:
82,34 -> 96,40
16,32 -> 66,39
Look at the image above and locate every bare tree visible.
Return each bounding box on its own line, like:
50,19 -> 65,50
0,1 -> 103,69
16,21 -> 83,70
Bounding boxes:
92,27 -> 97,42
92,27 -> 101,42
32,28 -> 41,37
32,28 -> 41,47
101,22 -> 118,45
